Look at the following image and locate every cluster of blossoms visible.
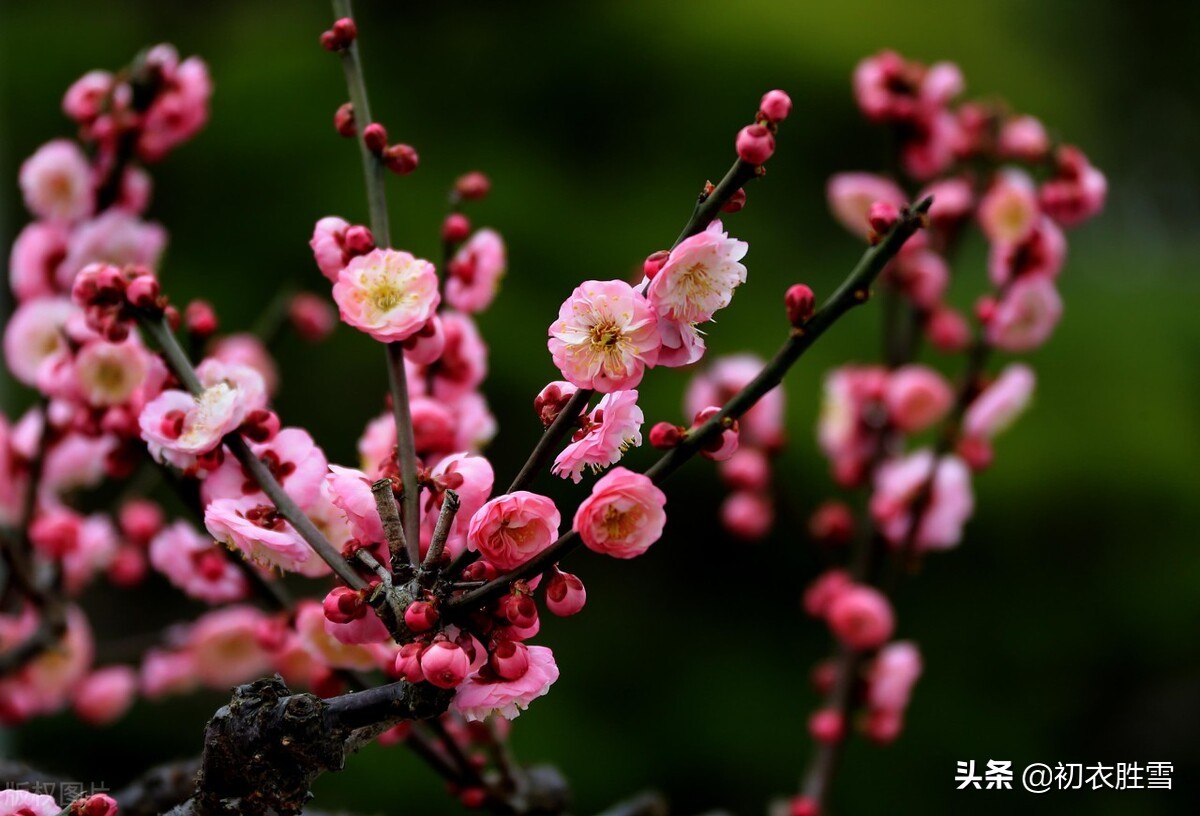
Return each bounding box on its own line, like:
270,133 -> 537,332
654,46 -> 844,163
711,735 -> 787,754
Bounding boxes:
786,51 -> 1105,815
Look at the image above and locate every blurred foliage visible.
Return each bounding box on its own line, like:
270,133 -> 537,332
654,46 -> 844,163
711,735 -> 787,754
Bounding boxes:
2,1 -> 1199,814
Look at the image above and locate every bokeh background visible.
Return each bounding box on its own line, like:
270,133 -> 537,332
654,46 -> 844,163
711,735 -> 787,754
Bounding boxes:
2,1 -> 1199,814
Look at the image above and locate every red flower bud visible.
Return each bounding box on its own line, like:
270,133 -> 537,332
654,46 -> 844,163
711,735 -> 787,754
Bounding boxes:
442,213 -> 471,243
721,187 -> 747,213
404,600 -> 439,633
785,283 -> 815,326
383,143 -> 419,175
759,89 -> 793,123
455,171 -> 491,200
648,421 -> 682,449
343,224 -> 375,256
642,249 -> 670,279
735,124 -> 775,165
362,122 -> 388,154
184,299 -> 218,338
334,102 -> 356,137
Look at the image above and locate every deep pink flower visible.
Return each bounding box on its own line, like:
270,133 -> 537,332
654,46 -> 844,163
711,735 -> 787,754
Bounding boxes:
647,220 -> 747,324
8,222 -> 69,303
998,115 -> 1049,162
548,279 -> 660,393
325,465 -> 386,545
453,644 -> 560,721
19,139 -> 93,222
72,665 -> 138,725
552,390 -> 643,483
333,248 -> 441,343
827,585 -> 894,650
467,491 -> 560,571
447,228 -> 506,313
573,467 -> 666,559
149,519 -> 250,603
987,216 -> 1066,288
137,48 -> 212,162
817,364 -> 889,485
720,490 -> 773,541
204,496 -> 315,574
203,427 -> 328,510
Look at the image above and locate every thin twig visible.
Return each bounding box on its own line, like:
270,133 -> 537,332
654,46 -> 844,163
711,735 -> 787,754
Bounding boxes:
371,477 -> 408,566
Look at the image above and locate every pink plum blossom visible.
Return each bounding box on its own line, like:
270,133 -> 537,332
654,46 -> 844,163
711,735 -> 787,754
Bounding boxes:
985,276 -> 1063,352
0,790 -> 60,816
294,601 -> 379,671
685,354 -> 784,450
963,364 -> 1036,441
447,228 -> 506,313
827,585 -> 894,650
827,173 -> 907,240
202,427 -> 328,510
19,139 -> 93,222
548,279 -> 660,393
56,211 -> 167,290
871,449 -> 974,551
140,648 -> 200,699
719,490 -> 774,541
40,431 -> 115,498
74,338 -> 150,407
988,216 -> 1066,287
868,641 -> 923,713
646,220 -> 747,325
8,221 -> 69,303
453,644 -> 560,721
137,47 -> 212,162
205,496 -> 315,574
149,520 -> 250,603
1040,145 -> 1107,227
884,365 -> 954,433
310,216 -> 352,282
72,665 -> 139,725
422,453 -> 495,558
209,334 -> 279,396
333,248 -> 441,343
427,311 -> 488,401
139,385 -> 243,457
186,606 -> 273,689
573,467 -> 666,559
62,69 -> 113,122
3,297 -> 75,386
817,365 -> 889,485
467,491 -> 560,571
978,168 -> 1040,245
552,389 -> 643,483
998,115 -> 1049,161
326,464 -> 386,545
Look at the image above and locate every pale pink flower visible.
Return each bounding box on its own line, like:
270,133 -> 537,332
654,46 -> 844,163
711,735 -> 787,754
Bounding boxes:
202,427 -> 328,510
19,139 -> 93,222
205,496 -> 315,574
140,647 -> 199,699
871,449 -> 974,551
62,513 -> 119,594
687,355 -> 784,449
963,364 -> 1036,441
647,220 -> 747,324
63,70 -> 113,121
884,365 -> 954,433
139,386 -> 242,457
827,173 -> 907,240
868,641 -> 923,713
998,115 -> 1049,161
467,491 -> 560,571
209,334 -> 279,396
548,279 -> 660,393
8,222 -> 69,303
74,338 -> 149,407
978,168 -> 1039,245
917,176 -> 974,230
324,603 -> 391,646
0,790 -> 60,816
56,211 -> 167,290
573,467 -> 666,559
187,606 -> 272,689
294,601 -> 378,671
310,216 -> 351,282
818,365 -> 889,486
73,665 -> 139,725
3,297 -> 75,386
149,519 -> 250,604
196,357 -> 269,414
450,392 -> 498,453
447,228 -> 506,313
333,248 -> 441,343
40,432 -> 115,498
987,216 -> 1066,287
654,317 -> 707,368
453,644 -> 560,721
326,464 -> 386,545
827,585 -> 894,650
552,390 -> 643,483
985,276 -> 1063,352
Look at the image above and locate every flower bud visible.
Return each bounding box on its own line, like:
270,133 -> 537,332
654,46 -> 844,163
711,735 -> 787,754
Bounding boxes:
461,560 -> 497,583
71,794 -> 119,816
720,186 -> 747,213
534,381 -> 579,428
808,708 -> 845,743
925,307 -> 971,353
404,600 -> 439,633
956,435 -> 993,471
643,249 -> 670,279
384,143 -> 419,175
719,448 -> 770,492
867,201 -> 900,244
460,788 -> 487,809
289,292 -> 337,342
785,283 -> 815,326
343,224 -> 375,256
863,707 -> 904,744
420,641 -> 469,688
442,213 -> 471,243
402,315 -> 445,365
498,593 -> 538,629
489,639 -> 531,680
332,17 -> 357,45
240,409 -> 281,443
125,274 -> 161,309
323,586 -> 366,624
106,545 -> 146,587
788,796 -> 820,816
544,567 -> 586,616
720,490 -> 773,540
648,421 -> 682,449
827,585 -> 894,651
455,171 -> 491,200
362,122 -> 388,154
119,499 -> 163,546
809,501 -> 854,546
759,89 -> 793,123
334,102 -> 356,137
735,124 -> 775,165
319,30 -> 340,51
184,299 -> 218,338
394,642 -> 426,683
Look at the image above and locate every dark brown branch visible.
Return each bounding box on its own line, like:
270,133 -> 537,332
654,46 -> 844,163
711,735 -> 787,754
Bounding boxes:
371,477 -> 408,566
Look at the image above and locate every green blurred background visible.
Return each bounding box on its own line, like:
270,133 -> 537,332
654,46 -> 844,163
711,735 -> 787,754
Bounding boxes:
2,1 -> 1199,813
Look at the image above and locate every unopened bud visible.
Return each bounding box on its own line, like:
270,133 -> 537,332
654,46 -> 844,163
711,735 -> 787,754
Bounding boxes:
498,593 -> 538,629
489,639 -> 531,680
394,642 -> 426,683
785,283 -> 815,325
735,123 -> 775,165
544,567 -> 586,616
720,187 -> 747,213
332,17 -> 357,45
420,641 -> 469,689
442,213 -> 471,243
363,122 -> 388,154
383,143 -> 419,175
404,600 -> 439,633
643,250 -> 670,279
648,421 -> 682,449
455,171 -> 491,200
334,102 -> 356,137
125,274 -> 161,310
184,300 -> 218,338
759,89 -> 793,123
323,586 -> 366,624
809,501 -> 854,546
343,224 -> 375,256
534,381 -> 579,428
867,201 -> 900,244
